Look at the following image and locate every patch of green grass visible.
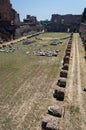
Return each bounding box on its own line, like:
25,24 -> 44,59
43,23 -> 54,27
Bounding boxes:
70,105 -> 80,114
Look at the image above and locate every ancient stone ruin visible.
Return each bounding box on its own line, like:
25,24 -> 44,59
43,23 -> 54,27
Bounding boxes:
60,70 -> 68,78
23,39 -> 35,45
0,0 -> 20,41
53,87 -> 65,101
48,105 -> 62,117
0,0 -> 43,42
57,77 -> 66,88
62,63 -> 69,71
34,49 -> 59,57
43,14 -> 82,32
41,115 -> 59,130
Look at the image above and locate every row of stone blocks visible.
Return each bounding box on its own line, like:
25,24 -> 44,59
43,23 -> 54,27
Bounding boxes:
42,104 -> 63,129
53,34 -> 73,108
0,37 -> 28,49
41,33 -> 73,130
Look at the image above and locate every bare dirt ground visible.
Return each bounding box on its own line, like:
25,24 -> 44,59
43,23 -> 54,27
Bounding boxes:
60,33 -> 86,130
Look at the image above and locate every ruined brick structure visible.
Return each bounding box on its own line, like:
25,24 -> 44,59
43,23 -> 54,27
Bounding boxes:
23,15 -> 37,25
23,15 -> 43,32
79,23 -> 86,51
0,0 -> 43,41
80,23 -> 86,41
0,0 -> 20,23
15,15 -> 43,38
46,14 -> 82,32
0,0 -> 20,41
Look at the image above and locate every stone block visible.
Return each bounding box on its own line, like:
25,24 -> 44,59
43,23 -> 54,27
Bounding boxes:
67,44 -> 72,47
48,105 -> 62,117
41,115 -> 59,130
57,77 -> 66,87
60,70 -> 68,78
63,56 -> 70,64
67,46 -> 71,50
66,47 -> 71,50
68,42 -> 72,45
62,63 -> 69,70
53,87 -> 65,101
66,49 -> 71,53
65,52 -> 70,57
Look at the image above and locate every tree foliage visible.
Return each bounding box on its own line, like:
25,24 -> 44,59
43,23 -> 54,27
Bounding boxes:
42,19 -> 50,26
82,8 -> 86,22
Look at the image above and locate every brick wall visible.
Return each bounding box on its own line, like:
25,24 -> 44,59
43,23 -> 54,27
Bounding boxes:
80,23 -> 86,41
47,14 -> 82,32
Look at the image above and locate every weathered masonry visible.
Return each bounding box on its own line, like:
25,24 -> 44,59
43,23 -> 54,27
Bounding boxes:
79,23 -> 86,52
0,0 -> 20,41
45,14 -> 82,32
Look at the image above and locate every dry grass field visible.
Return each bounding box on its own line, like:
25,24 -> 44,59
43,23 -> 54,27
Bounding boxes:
0,33 -> 86,130
0,33 -> 70,130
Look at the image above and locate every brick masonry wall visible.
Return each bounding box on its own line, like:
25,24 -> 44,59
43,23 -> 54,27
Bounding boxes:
79,23 -> 86,41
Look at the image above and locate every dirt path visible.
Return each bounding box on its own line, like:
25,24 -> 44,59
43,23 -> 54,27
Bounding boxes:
67,33 -> 76,102
76,34 -> 86,130
63,33 -> 86,130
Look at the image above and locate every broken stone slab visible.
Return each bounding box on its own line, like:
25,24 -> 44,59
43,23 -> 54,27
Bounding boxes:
69,39 -> 72,41
65,49 -> 71,53
34,50 -> 58,57
48,105 -> 62,117
52,52 -> 58,57
62,61 -> 68,66
42,116 -> 50,129
66,48 -> 71,51
69,39 -> 72,42
65,52 -> 70,57
53,87 -> 65,101
57,77 -> 66,88
46,121 -> 59,130
69,37 -> 72,41
68,40 -> 72,45
60,70 -> 68,78
67,44 -> 72,47
64,56 -> 70,62
67,45 -> 71,49
23,39 -> 35,45
67,47 -> 71,50
41,115 -> 59,130
62,63 -> 69,71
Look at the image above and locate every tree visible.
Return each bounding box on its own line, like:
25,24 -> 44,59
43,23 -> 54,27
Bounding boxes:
82,8 -> 86,22
43,19 -> 50,26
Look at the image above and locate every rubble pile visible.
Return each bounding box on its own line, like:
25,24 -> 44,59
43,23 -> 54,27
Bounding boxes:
0,44 -> 18,53
50,39 -> 62,45
34,49 -> 60,57
23,39 -> 35,45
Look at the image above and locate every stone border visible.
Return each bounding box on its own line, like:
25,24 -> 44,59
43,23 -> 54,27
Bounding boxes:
41,33 -> 73,130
